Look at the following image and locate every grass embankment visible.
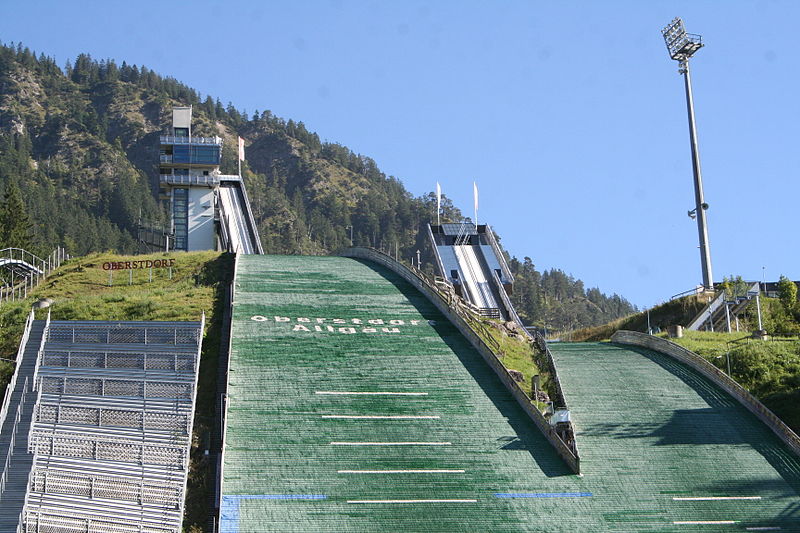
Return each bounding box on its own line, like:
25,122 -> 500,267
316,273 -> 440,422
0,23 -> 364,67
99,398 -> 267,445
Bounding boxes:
569,294 -> 707,341
658,330 -> 800,434
465,316 -> 556,410
0,250 -> 233,532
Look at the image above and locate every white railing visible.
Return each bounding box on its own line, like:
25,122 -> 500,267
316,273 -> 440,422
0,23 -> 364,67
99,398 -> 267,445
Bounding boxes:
178,312 -> 205,521
31,311 -> 50,394
17,450 -> 36,533
159,174 -> 220,187
426,224 -> 447,277
485,225 -> 514,284
159,135 -> 221,145
0,247 -> 69,306
0,311 -> 35,426
0,376 -> 29,498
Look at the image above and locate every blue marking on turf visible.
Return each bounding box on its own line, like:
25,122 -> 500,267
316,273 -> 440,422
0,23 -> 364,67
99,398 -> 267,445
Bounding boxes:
494,492 -> 593,498
241,494 -> 327,500
219,494 -> 328,532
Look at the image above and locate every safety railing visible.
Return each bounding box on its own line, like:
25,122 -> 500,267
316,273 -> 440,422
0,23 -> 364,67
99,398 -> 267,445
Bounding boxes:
426,223 -> 447,277
491,271 -> 572,417
47,323 -> 200,346
0,376 -> 29,498
177,311 -> 205,524
31,311 -> 50,394
159,135 -> 221,145
0,248 -> 69,305
670,286 -> 704,300
0,311 -> 34,426
159,174 -> 220,187
236,180 -> 264,254
215,255 -> 238,527
485,225 -> 514,284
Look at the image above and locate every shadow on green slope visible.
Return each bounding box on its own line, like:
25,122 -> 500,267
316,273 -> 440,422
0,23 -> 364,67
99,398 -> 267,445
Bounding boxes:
358,259 -> 573,478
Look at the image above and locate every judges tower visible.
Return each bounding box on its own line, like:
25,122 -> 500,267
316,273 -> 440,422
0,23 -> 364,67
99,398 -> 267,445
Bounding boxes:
159,106 -> 221,251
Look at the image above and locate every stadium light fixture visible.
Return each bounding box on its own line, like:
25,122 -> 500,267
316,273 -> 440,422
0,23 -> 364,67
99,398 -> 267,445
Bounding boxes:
662,17 -> 714,292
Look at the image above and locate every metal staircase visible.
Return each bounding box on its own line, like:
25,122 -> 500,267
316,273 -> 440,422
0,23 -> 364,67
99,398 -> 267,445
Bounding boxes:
686,282 -> 761,332
0,319 -> 46,530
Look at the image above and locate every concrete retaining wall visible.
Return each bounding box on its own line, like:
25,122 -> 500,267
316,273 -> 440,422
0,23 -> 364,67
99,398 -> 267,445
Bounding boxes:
611,330 -> 800,459
343,247 -> 580,474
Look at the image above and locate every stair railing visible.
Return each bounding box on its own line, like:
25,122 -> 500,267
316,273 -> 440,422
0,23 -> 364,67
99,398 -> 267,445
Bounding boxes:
0,311 -> 34,427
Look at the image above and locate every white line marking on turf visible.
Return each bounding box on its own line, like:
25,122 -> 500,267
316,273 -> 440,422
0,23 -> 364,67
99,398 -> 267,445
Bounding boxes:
673,521 -> 739,525
322,415 -> 440,419
673,496 -> 762,501
316,391 -> 428,396
338,469 -> 465,474
746,528 -> 782,531
330,442 -> 451,446
347,499 -> 477,504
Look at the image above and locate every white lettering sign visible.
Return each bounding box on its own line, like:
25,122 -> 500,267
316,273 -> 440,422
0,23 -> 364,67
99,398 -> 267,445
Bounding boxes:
249,315 -> 425,335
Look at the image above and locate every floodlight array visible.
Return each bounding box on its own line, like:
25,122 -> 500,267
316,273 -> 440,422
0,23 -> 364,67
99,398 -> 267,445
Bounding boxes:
661,17 -> 703,61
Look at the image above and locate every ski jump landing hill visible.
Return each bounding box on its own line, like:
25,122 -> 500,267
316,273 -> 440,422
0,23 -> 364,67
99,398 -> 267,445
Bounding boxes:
218,249 -> 800,532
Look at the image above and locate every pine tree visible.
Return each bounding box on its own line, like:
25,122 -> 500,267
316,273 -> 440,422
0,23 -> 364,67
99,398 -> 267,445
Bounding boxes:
0,180 -> 34,249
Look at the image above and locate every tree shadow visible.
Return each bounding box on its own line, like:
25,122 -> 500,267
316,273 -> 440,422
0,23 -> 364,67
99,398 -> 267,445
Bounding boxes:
617,344 -> 800,495
355,259 -> 574,478
580,408 -> 750,446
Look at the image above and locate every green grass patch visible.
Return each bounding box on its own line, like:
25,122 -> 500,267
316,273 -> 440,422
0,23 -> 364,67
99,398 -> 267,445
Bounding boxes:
465,316 -> 557,409
569,294 -> 707,341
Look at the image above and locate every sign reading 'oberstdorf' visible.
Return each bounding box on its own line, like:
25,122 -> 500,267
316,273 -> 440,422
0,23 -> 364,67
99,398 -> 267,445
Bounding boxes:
250,315 -> 433,334
102,259 -> 176,270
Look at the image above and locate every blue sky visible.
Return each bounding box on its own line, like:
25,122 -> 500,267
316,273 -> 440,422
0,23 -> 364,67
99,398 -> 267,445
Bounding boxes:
1,0 -> 797,308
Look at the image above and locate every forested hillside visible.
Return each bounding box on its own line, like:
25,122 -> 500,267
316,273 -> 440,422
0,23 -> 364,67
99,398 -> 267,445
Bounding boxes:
0,42 -> 636,330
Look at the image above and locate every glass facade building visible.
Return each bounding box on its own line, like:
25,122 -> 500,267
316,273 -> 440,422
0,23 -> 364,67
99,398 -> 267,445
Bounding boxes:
169,144 -> 221,165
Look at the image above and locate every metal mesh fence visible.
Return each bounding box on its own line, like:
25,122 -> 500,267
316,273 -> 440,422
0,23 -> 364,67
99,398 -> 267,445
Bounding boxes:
42,350 -> 196,373
30,433 -> 186,467
36,405 -> 188,433
47,323 -> 200,346
38,377 -> 193,400
23,512 -> 177,533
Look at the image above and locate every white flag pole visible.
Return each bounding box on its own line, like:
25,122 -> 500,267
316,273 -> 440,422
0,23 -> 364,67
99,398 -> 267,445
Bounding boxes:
238,136 -> 245,177
436,182 -> 441,226
473,181 -> 478,230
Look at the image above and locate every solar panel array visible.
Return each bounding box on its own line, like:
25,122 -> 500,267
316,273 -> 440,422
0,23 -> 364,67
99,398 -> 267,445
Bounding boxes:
21,320 -> 203,533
